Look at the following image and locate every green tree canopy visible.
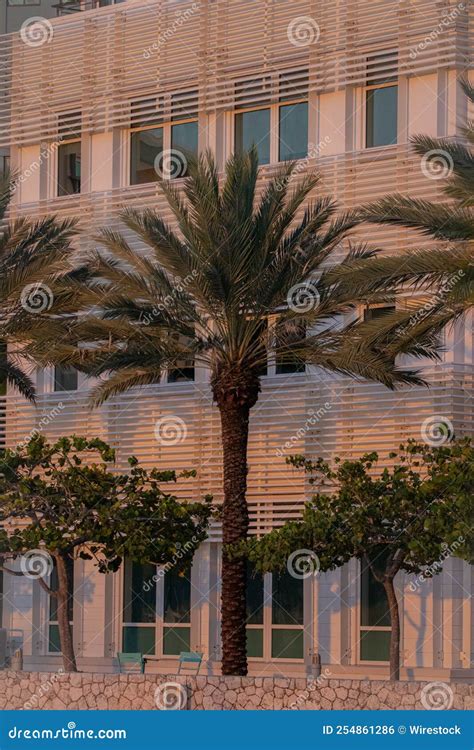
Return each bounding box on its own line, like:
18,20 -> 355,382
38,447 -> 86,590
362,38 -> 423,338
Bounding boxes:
243,439 -> 473,679
0,434 -> 212,671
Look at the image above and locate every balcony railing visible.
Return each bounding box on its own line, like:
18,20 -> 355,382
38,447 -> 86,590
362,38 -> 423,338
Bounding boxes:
54,0 -> 127,14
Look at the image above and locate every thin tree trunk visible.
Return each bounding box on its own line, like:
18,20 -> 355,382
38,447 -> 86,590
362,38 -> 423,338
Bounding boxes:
218,398 -> 251,676
55,554 -> 77,673
383,577 -> 400,681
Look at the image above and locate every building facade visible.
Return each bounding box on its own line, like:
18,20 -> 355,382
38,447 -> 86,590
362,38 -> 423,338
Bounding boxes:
0,0 -> 472,680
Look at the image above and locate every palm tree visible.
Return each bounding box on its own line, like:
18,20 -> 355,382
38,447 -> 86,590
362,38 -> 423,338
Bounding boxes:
0,172 -> 76,400
354,78 -> 474,325
25,149 -> 439,675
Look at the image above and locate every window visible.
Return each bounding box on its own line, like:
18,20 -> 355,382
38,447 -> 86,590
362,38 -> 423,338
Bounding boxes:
246,563 -> 264,658
57,143 -> 81,196
363,304 -> 396,322
56,112 -> 81,196
122,560 -> 193,657
235,109 -> 271,166
360,558 -> 391,661
49,558 -> 74,653
244,568 -> 305,661
0,342 -> 6,397
163,566 -> 191,655
234,71 -> 308,166
0,155 -> 9,179
279,103 -> 308,162
272,570 -> 304,659
131,128 -> 164,185
167,333 -> 195,383
366,53 -> 398,148
122,560 -> 157,655
275,320 -> 306,375
130,92 -> 198,184
54,365 -> 78,392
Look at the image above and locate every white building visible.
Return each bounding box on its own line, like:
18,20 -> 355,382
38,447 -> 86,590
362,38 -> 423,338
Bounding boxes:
0,0 -> 472,680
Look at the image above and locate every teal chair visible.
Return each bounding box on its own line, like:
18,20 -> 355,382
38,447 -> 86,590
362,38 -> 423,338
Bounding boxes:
178,651 -> 203,675
117,652 -> 145,674
178,651 -> 203,674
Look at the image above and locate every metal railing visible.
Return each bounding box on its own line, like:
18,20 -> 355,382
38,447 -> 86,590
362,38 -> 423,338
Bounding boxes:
54,0 -> 127,14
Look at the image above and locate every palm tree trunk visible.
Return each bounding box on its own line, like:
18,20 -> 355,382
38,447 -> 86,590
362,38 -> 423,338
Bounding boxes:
383,577 -> 400,681
55,554 -> 77,673
217,397 -> 251,676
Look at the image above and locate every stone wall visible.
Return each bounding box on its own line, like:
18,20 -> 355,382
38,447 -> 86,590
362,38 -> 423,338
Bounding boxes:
1,672 -> 472,711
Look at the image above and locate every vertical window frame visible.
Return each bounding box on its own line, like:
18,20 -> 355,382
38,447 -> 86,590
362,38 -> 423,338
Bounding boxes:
358,559 -> 392,664
120,560 -> 195,660
364,52 -> 398,150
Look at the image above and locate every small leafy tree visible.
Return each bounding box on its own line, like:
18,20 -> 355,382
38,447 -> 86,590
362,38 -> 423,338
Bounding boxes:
0,435 -> 212,672
243,439 -> 473,680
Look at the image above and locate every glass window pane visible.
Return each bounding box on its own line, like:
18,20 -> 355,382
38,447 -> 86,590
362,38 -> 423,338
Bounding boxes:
247,628 -> 263,658
360,630 -> 390,661
272,570 -> 304,625
57,142 -> 81,196
163,626 -> 190,655
271,629 -> 304,659
360,561 -> 391,627
130,128 -> 163,185
246,564 -> 264,625
123,560 -> 156,624
0,341 -> 7,396
235,110 -> 270,165
364,305 -> 396,322
275,320 -> 306,375
279,103 -> 308,161
366,86 -> 398,148
54,365 -> 78,392
167,334 -> 195,383
48,624 -> 61,653
122,626 -> 155,655
170,122 -> 198,178
164,567 -> 191,624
